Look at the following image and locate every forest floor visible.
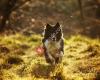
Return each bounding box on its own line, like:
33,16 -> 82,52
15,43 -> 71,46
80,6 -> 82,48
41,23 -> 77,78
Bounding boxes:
0,34 -> 100,80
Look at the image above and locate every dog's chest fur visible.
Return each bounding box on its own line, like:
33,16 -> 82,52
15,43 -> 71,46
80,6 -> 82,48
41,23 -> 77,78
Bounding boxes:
44,39 -> 61,55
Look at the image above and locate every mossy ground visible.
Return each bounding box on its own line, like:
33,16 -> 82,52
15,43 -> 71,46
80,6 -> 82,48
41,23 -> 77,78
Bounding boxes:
0,34 -> 100,80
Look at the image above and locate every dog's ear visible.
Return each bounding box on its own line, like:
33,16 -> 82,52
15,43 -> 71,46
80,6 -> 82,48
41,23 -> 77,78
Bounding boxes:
55,22 -> 60,28
46,24 -> 51,29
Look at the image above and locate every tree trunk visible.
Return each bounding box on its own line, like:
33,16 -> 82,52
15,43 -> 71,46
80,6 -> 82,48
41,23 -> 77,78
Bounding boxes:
95,0 -> 100,19
78,0 -> 84,20
0,15 -> 9,32
0,0 -> 30,32
0,0 -> 17,32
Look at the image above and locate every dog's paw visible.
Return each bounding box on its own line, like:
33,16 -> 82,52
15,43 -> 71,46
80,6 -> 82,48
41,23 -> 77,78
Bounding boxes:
46,57 -> 55,65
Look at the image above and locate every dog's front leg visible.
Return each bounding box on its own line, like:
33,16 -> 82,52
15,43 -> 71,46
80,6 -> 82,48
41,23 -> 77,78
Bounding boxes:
45,52 -> 55,65
43,45 -> 55,65
55,51 -> 63,63
55,40 -> 64,63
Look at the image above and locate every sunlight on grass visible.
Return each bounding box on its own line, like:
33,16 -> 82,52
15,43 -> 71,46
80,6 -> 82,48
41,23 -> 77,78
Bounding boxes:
0,34 -> 100,80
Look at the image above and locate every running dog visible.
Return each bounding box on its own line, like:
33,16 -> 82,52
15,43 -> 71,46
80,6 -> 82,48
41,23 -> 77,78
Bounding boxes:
42,23 -> 64,65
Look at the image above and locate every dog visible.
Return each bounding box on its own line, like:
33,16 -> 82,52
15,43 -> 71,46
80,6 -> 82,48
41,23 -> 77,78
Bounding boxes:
42,22 -> 64,65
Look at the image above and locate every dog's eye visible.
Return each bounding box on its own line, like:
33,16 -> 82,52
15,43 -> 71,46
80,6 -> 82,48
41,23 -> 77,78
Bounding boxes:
55,29 -> 60,34
57,28 -> 60,32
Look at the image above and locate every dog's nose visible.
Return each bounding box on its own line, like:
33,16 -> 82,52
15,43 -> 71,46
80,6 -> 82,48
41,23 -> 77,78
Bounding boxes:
52,38 -> 56,41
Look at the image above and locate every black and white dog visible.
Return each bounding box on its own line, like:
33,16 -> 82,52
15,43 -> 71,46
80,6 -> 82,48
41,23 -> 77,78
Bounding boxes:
42,23 -> 64,65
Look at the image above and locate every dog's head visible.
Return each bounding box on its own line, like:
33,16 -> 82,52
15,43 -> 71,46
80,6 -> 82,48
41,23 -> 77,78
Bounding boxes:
43,23 -> 63,41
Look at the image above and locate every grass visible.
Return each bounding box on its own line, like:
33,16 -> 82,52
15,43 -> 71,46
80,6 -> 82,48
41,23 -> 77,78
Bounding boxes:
0,34 -> 100,80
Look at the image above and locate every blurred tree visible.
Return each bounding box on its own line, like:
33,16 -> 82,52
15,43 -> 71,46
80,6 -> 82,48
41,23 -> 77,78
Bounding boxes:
0,0 -> 30,32
0,0 -> 17,32
95,0 -> 100,19
78,0 -> 84,20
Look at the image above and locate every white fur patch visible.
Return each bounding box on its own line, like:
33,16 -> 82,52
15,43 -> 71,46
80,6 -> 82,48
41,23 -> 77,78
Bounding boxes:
44,40 -> 61,49
44,40 -> 49,48
44,39 -> 61,56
